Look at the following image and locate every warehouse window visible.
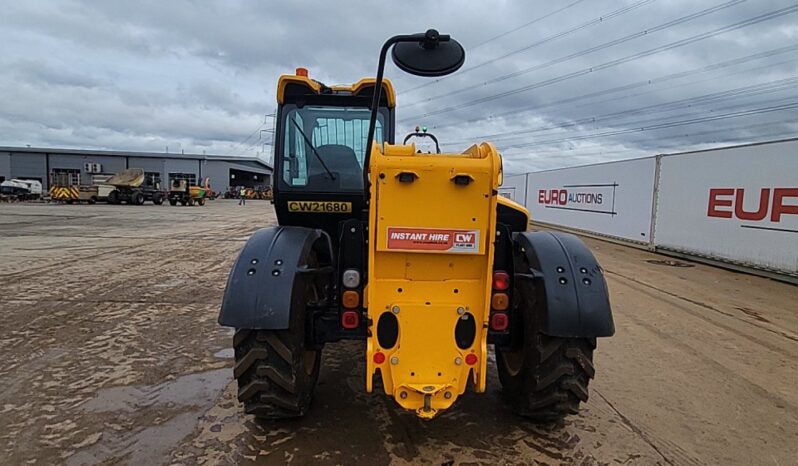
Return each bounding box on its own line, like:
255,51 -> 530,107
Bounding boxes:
168,172 -> 196,186
50,169 -> 81,186
144,172 -> 161,188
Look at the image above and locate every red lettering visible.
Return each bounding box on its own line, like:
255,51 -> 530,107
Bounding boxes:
734,188 -> 769,221
707,188 -> 734,218
538,188 -> 570,205
771,188 -> 798,222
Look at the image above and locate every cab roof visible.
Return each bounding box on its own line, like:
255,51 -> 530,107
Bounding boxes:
276,73 -> 396,108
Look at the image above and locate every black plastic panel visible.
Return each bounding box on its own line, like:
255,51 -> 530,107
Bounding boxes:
513,231 -> 615,337
218,226 -> 332,329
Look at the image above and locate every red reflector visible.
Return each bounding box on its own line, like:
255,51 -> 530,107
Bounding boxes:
341,310 -> 359,329
490,312 -> 509,331
493,271 -> 510,290
465,353 -> 478,365
373,351 -> 386,364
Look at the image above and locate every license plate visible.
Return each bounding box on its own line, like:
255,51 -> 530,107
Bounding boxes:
287,201 -> 352,213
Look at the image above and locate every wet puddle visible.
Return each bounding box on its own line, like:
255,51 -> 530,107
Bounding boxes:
69,368 -> 231,465
83,368 -> 229,413
214,347 -> 234,359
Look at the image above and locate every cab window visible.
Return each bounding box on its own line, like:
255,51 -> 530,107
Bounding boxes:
281,105 -> 385,191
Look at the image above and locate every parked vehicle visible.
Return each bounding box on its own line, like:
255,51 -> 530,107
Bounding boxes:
218,32 -> 614,422
1,180 -> 31,201
106,168 -> 165,205
168,178 -> 209,206
14,179 -> 42,199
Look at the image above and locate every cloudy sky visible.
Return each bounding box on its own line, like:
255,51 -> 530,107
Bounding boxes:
2,0 -> 797,173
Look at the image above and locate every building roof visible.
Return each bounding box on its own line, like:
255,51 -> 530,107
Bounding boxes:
0,146 -> 272,171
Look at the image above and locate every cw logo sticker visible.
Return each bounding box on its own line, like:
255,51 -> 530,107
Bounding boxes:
387,227 -> 480,253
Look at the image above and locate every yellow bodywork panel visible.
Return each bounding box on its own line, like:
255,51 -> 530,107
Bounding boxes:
276,74 -> 396,107
366,141 -> 502,419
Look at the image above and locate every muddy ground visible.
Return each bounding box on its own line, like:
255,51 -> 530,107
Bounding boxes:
0,200 -> 795,465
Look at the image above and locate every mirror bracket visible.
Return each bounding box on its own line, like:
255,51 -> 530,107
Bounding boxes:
363,30 -> 465,203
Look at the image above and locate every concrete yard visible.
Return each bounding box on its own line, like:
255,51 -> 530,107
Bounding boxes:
0,200 -> 796,465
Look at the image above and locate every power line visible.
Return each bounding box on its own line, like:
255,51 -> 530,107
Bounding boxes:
469,0 -> 586,51
421,44 -> 798,132
400,0 -> 646,95
404,0 -> 737,107
444,75 -> 798,145
499,120 -> 798,174
225,113 -> 275,155
225,122 -> 266,155
496,93 -> 798,148
401,4 -> 798,122
461,94 -> 798,154
499,100 -> 798,150
500,118 -> 796,159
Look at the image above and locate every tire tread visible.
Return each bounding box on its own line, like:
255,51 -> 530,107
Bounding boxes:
232,328 -> 316,419
499,336 -> 595,421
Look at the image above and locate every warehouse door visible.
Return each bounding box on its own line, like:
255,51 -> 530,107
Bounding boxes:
50,169 -> 81,186
168,172 -> 196,187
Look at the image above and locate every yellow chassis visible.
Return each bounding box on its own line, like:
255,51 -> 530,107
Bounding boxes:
366,141 -> 507,418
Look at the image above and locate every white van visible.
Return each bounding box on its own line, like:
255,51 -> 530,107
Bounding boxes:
13,179 -> 43,198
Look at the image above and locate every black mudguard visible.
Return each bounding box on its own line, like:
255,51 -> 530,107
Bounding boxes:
219,226 -> 332,329
513,231 -> 615,337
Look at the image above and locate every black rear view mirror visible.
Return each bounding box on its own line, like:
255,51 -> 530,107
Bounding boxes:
363,29 -> 466,197
391,30 -> 465,77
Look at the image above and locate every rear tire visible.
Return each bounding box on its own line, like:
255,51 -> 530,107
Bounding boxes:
169,198 -> 177,206
497,333 -> 595,421
108,190 -> 119,204
152,193 -> 164,205
131,191 -> 145,205
231,252 -> 324,420
233,327 -> 320,419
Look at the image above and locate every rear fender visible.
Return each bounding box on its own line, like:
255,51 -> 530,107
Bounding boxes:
513,231 -> 614,337
218,226 -> 333,329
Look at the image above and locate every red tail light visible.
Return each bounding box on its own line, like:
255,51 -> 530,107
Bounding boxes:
465,353 -> 478,365
341,310 -> 359,329
373,351 -> 386,364
490,312 -> 509,331
493,271 -> 510,290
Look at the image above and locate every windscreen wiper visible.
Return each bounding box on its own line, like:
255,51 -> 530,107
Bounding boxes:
291,118 -> 336,181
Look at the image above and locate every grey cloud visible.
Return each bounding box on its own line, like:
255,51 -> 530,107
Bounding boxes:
9,59 -> 105,88
1,0 -> 797,170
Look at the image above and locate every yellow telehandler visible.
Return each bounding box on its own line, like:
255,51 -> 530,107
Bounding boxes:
219,30 -> 614,420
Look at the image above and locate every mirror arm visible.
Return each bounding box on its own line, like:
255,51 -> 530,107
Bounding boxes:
362,32 -> 449,203
362,35 -> 401,203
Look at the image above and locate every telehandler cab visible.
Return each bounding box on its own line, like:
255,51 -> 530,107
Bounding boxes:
219,30 -> 614,420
